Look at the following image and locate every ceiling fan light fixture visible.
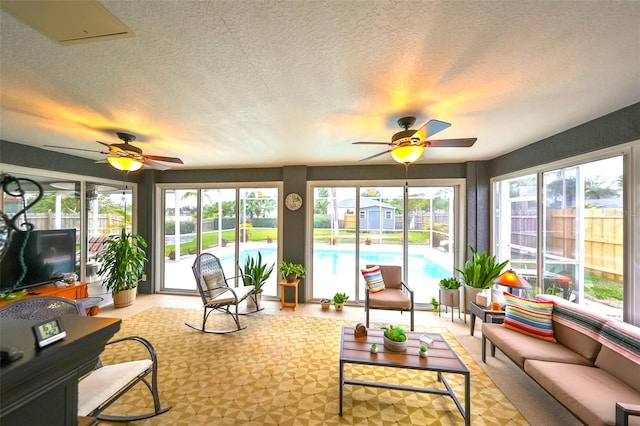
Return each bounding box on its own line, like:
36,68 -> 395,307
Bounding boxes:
390,145 -> 424,164
107,156 -> 143,171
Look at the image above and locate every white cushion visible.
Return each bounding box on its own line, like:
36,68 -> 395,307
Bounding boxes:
78,360 -> 152,416
206,285 -> 254,305
202,270 -> 226,298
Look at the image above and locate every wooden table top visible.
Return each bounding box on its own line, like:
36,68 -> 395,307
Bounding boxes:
340,326 -> 468,374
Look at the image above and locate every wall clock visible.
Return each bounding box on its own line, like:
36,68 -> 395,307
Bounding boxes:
285,193 -> 303,211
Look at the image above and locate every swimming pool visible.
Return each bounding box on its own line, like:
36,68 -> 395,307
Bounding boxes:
236,247 -> 450,281
168,246 -> 451,303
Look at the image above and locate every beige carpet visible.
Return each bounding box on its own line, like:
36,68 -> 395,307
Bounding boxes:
97,307 -> 527,425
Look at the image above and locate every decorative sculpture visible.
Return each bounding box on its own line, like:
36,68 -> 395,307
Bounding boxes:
0,174 -> 43,291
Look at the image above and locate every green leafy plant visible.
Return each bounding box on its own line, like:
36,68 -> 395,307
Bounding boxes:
238,251 -> 274,294
278,262 -> 306,279
419,345 -> 427,352
97,228 -> 147,294
455,245 -> 509,289
333,292 -> 349,304
439,276 -> 462,289
383,325 -> 406,342
371,342 -> 377,349
430,297 -> 440,309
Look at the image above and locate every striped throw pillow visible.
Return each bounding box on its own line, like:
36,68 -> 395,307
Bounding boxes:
503,292 -> 556,342
361,266 -> 385,293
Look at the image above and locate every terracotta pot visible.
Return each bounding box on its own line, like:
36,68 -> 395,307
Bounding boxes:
285,273 -> 297,283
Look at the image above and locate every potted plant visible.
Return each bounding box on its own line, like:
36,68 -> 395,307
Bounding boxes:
438,276 -> 461,310
456,245 -> 509,311
320,298 -> 332,310
278,261 -> 306,283
382,325 -> 407,351
97,228 -> 147,308
370,342 -> 378,353
418,344 -> 428,358
365,237 -> 372,245
238,251 -> 274,310
430,297 -> 440,312
333,292 -> 348,310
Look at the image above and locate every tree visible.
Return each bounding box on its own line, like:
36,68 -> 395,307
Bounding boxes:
314,188 -> 329,214
585,176 -> 620,199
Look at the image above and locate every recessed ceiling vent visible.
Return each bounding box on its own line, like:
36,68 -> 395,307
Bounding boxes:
1,0 -> 134,45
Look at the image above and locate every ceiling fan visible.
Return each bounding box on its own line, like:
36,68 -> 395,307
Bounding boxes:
45,132 -> 184,171
353,117 -> 477,164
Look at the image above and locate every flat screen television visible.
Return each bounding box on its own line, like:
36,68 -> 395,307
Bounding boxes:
0,228 -> 77,292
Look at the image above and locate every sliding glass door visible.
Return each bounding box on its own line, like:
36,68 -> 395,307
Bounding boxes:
160,185 -> 279,296
311,182 -> 458,306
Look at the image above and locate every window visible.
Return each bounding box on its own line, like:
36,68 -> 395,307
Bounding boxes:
493,152 -> 633,321
0,169 -> 133,303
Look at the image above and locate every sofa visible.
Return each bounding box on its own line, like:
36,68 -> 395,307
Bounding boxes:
481,294 -> 640,426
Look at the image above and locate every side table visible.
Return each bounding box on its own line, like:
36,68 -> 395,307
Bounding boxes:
469,302 -> 505,336
279,279 -> 300,311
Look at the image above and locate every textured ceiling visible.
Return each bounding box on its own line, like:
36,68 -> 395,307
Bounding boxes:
1,1 -> 639,170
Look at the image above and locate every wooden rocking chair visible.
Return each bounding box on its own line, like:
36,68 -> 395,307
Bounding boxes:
186,252 -> 259,334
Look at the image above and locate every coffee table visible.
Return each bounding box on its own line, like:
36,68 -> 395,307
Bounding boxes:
339,326 -> 470,425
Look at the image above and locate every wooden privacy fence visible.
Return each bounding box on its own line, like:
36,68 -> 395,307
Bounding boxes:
545,208 -> 623,278
26,213 -> 125,235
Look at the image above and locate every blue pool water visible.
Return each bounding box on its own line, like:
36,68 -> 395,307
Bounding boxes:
235,247 -> 450,281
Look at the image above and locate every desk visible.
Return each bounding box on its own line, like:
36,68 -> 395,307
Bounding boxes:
279,279 -> 300,311
339,327 -> 470,425
0,315 -> 121,425
469,302 -> 505,336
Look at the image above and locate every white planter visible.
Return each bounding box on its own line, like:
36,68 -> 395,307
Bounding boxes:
247,292 -> 261,310
462,285 -> 483,311
439,288 -> 460,308
334,303 -> 344,311
383,335 -> 407,352
419,349 -> 428,358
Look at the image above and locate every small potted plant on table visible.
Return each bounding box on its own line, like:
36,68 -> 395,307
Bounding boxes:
382,325 -> 407,351
333,292 -> 348,311
419,344 -> 428,358
278,261 -> 306,283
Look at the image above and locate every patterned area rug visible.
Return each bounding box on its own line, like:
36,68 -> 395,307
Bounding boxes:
98,307 -> 527,425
